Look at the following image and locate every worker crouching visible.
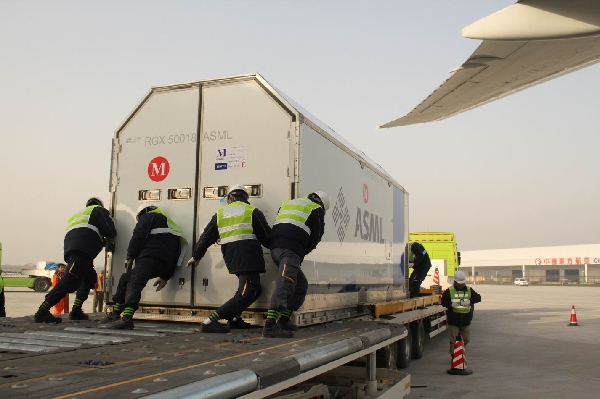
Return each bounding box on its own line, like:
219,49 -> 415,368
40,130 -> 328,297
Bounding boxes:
262,191 -> 329,338
102,203 -> 186,329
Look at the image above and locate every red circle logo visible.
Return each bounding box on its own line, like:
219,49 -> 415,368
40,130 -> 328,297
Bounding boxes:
363,184 -> 369,204
148,156 -> 170,182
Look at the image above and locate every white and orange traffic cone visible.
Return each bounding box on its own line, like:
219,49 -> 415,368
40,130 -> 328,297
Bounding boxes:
568,305 -> 579,326
433,267 -> 440,285
447,334 -> 472,375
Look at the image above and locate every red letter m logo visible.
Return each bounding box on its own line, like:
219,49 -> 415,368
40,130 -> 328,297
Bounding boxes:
148,156 -> 170,182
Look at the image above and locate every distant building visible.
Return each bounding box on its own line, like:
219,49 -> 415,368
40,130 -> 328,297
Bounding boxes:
460,244 -> 600,283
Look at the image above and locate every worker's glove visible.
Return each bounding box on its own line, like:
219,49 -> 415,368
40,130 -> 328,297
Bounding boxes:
153,278 -> 167,292
461,299 -> 470,306
451,302 -> 460,308
124,259 -> 133,272
186,258 -> 198,268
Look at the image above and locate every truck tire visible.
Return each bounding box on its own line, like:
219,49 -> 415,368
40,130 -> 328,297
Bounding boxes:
411,320 -> 425,359
396,325 -> 412,369
34,277 -> 51,292
376,342 -> 398,369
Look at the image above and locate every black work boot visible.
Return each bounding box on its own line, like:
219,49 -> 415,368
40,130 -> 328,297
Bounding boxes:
262,322 -> 294,338
278,318 -> 298,331
34,309 -> 62,324
99,312 -> 121,324
229,317 -> 253,329
104,315 -> 134,330
200,322 -> 230,333
69,307 -> 89,321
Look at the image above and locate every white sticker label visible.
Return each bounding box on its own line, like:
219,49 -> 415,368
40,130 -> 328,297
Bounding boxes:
215,145 -> 248,169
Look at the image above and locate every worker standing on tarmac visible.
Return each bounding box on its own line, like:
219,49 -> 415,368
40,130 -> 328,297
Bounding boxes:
408,241 -> 432,298
102,203 -> 186,329
186,185 -> 271,333
51,263 -> 69,315
92,270 -> 105,313
35,197 -> 117,323
441,270 -> 482,356
262,191 -> 328,338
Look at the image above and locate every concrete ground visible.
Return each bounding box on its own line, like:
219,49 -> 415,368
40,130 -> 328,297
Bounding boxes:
407,284 -> 600,399
3,285 -> 600,398
3,287 -> 98,317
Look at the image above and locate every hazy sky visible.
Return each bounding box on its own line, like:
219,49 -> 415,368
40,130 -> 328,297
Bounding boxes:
1,1 -> 599,265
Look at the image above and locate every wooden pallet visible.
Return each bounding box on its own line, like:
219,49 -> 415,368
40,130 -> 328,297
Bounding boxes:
368,295 -> 442,318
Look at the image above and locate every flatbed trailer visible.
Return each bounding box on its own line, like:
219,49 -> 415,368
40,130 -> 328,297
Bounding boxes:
0,314 -> 419,398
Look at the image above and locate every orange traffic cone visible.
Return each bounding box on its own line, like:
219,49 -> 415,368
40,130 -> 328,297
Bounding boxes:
433,267 -> 440,285
447,334 -> 472,375
568,305 -> 579,326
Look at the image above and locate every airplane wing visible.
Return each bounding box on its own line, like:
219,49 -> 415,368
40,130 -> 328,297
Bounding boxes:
379,0 -> 600,128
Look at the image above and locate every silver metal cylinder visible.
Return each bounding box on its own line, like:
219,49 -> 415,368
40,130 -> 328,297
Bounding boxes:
290,337 -> 363,372
366,352 -> 377,396
142,369 -> 258,399
359,328 -> 391,346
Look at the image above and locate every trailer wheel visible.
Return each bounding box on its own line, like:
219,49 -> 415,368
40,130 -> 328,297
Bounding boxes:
411,320 -> 425,359
34,277 -> 51,292
396,325 -> 412,369
376,342 -> 398,369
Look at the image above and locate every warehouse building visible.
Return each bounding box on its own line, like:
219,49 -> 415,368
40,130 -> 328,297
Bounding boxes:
459,244 -> 600,284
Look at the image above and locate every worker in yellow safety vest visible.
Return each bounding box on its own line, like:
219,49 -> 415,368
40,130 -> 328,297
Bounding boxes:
441,270 -> 482,355
186,185 -> 271,333
262,192 -> 329,338
35,197 -> 116,324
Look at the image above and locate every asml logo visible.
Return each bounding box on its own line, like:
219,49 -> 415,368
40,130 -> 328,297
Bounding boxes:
148,156 -> 170,182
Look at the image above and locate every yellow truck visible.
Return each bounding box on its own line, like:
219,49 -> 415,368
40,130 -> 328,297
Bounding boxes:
409,231 -> 461,290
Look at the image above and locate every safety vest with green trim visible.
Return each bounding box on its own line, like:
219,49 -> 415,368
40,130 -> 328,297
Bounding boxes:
0,276 -> 4,293
273,198 -> 320,235
217,202 -> 257,244
148,208 -> 188,266
66,205 -> 104,242
450,287 -> 472,313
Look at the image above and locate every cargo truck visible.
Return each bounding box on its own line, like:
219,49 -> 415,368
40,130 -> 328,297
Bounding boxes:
410,231 -> 460,291
0,74 -> 447,398
1,261 -> 58,292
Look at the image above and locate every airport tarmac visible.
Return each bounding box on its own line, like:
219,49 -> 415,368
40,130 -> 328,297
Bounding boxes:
2,284 -> 600,398
407,284 -> 600,399
3,287 -> 97,317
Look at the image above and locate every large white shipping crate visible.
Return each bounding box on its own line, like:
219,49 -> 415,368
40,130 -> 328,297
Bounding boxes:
107,74 -> 409,323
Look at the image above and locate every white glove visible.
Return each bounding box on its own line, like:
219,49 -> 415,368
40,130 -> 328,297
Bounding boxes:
461,299 -> 470,306
153,278 -> 167,292
451,302 -> 460,308
186,258 -> 198,268
124,259 -> 133,272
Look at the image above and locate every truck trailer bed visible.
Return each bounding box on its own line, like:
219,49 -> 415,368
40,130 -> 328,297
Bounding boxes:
0,315 -> 409,398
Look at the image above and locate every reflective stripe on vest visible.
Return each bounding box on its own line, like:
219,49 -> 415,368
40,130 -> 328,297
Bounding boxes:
66,205 -> 103,242
273,198 -> 320,235
217,202 -> 256,244
148,208 -> 189,266
450,287 -> 472,313
148,209 -> 186,239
